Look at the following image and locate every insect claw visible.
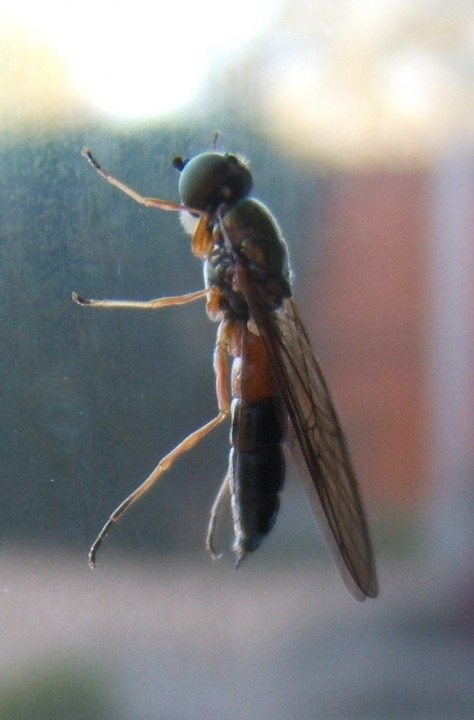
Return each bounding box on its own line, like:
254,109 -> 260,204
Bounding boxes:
72,292 -> 90,305
81,146 -> 99,170
88,545 -> 98,569
206,535 -> 223,560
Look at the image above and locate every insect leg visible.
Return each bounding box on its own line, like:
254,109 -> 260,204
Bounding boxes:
72,288 -> 208,310
89,411 -> 228,568
204,320 -> 234,559
82,147 -> 199,213
88,318 -> 232,568
206,471 -> 231,559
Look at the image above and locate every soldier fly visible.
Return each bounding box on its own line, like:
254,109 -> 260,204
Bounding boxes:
74,146 -> 378,600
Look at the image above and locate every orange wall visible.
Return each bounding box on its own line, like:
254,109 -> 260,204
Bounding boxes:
308,171 -> 429,511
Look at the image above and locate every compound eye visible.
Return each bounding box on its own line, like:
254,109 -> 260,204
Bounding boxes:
178,152 -> 253,211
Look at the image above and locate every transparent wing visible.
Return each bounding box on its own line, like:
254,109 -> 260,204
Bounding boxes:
238,265 -> 378,600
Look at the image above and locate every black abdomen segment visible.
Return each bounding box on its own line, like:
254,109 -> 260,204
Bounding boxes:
230,397 -> 286,563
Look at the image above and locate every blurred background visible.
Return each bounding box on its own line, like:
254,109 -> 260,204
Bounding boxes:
1,0 -> 473,717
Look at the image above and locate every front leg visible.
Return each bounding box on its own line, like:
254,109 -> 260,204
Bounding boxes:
82,148 -> 199,214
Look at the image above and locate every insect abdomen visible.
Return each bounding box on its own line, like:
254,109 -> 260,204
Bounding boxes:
230,397 -> 286,563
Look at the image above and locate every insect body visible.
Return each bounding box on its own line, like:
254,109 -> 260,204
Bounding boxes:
75,147 -> 378,600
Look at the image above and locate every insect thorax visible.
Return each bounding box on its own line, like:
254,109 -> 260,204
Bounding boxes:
204,198 -> 292,321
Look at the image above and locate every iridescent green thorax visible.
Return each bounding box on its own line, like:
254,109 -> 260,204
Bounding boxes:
205,197 -> 292,321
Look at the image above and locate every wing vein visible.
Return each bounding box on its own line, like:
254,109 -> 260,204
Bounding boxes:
238,264 -> 378,600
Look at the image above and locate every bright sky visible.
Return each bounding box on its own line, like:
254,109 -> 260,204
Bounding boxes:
0,0 -> 277,121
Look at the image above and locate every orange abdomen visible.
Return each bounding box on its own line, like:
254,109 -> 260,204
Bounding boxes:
228,325 -> 287,562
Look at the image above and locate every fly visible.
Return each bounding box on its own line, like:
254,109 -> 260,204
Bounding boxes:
74,146 -> 378,600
